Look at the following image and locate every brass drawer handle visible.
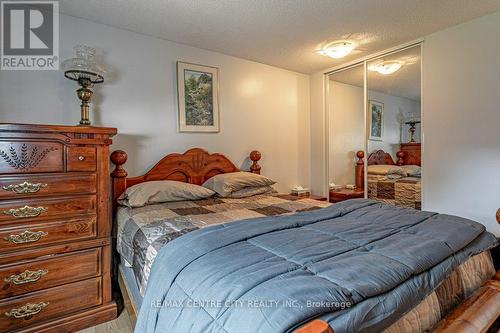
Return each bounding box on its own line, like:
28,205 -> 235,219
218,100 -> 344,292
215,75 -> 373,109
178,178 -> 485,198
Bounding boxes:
2,181 -> 48,194
78,155 -> 85,161
4,269 -> 48,285
2,205 -> 47,218
4,230 -> 48,244
5,302 -> 49,319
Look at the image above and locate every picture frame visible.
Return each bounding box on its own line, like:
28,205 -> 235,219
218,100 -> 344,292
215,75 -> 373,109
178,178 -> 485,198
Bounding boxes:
369,100 -> 384,141
177,61 -> 220,132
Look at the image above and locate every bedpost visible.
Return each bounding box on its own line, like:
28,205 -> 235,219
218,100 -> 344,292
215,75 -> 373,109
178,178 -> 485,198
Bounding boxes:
249,150 -> 262,174
396,151 -> 405,166
110,150 -> 128,210
294,319 -> 334,333
355,150 -> 364,190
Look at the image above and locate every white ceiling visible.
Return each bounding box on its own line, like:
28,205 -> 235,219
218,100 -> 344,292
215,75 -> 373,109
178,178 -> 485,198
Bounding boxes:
330,46 -> 421,101
59,1 -> 500,74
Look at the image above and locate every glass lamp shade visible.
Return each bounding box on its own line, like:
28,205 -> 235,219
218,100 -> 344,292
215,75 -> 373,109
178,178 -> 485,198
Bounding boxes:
61,45 -> 104,84
317,41 -> 356,59
368,60 -> 403,75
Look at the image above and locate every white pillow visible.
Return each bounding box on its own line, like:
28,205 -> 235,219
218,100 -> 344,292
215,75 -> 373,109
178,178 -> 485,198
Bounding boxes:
228,186 -> 275,198
401,165 -> 421,177
202,172 -> 276,197
118,180 -> 215,208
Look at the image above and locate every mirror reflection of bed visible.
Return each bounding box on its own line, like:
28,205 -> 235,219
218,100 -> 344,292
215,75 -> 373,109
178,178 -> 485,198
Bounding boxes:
328,45 -> 422,209
356,149 -> 421,209
366,45 -> 422,209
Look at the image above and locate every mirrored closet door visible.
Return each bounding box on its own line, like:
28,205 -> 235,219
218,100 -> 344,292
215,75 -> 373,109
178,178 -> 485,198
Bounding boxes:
327,44 -> 422,209
366,45 -> 421,209
327,64 -> 366,204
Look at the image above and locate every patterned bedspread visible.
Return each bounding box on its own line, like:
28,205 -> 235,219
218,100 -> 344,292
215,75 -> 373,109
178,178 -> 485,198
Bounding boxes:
368,176 -> 421,209
116,194 -> 330,295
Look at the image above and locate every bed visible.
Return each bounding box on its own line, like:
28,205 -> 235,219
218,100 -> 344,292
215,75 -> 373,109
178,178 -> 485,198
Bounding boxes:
356,150 -> 422,209
110,148 -> 499,333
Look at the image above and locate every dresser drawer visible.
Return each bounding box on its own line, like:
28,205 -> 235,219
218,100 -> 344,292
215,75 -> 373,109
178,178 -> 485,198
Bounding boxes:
0,142 -> 63,175
67,147 -> 97,172
0,248 -> 101,298
0,195 -> 96,224
0,174 -> 96,200
0,277 -> 101,332
0,217 -> 96,251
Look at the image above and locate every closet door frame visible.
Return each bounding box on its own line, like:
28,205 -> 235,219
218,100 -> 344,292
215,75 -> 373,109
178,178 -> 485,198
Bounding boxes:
323,39 -> 424,201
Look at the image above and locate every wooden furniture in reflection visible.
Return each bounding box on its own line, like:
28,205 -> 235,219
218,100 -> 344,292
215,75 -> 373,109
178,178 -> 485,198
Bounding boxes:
329,188 -> 364,203
0,123 -> 117,333
398,142 -> 421,166
356,150 -> 401,190
355,149 -> 419,189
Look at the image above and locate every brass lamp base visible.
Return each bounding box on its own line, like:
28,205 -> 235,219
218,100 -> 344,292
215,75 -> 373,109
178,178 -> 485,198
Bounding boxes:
76,78 -> 94,126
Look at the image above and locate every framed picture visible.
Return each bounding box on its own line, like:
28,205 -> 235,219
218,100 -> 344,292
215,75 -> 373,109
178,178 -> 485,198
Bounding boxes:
177,61 -> 220,132
369,100 -> 384,141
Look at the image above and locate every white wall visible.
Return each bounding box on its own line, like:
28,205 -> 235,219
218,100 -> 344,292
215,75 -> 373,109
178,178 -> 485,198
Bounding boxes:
0,14 -> 311,193
423,11 -> 500,235
367,90 -> 420,158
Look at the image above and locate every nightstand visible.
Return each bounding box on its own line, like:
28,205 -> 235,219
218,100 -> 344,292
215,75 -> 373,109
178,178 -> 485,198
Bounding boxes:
329,188 -> 364,203
280,194 -> 328,202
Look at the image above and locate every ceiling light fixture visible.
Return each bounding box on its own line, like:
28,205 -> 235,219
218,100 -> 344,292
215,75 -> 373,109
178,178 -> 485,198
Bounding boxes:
317,40 -> 356,59
369,60 -> 404,75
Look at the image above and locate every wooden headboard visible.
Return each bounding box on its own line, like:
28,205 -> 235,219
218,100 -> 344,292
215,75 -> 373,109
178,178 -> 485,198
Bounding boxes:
366,150 -> 397,165
354,149 -> 408,189
110,148 -> 261,208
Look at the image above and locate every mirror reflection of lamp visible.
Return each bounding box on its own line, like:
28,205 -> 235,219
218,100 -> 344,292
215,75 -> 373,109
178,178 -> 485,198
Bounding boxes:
404,117 -> 421,143
61,45 -> 104,126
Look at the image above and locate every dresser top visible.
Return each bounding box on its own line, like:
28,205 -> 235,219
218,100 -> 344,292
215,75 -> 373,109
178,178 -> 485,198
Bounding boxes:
0,123 -> 117,136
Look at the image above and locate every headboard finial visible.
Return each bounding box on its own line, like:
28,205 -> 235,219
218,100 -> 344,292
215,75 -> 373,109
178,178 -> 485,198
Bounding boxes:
355,151 -> 365,190
111,150 -> 128,178
356,151 -> 364,164
249,150 -> 262,174
111,150 -> 128,211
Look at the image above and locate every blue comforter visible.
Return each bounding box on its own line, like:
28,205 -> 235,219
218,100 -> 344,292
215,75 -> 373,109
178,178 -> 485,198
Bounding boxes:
136,199 -> 497,333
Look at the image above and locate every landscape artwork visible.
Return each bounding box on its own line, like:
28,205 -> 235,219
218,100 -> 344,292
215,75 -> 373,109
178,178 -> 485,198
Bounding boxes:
177,62 -> 220,132
369,100 -> 384,141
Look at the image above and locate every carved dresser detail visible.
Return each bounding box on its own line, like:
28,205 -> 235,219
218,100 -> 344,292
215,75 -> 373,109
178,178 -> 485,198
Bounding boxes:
399,142 -> 421,166
0,123 -> 117,332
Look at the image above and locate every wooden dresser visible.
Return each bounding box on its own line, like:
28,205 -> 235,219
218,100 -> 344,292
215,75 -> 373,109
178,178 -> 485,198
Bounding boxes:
399,142 -> 421,166
0,124 -> 117,333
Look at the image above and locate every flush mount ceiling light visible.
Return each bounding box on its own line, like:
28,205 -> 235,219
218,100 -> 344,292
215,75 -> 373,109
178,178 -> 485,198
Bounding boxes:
317,40 -> 356,59
369,60 -> 404,75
